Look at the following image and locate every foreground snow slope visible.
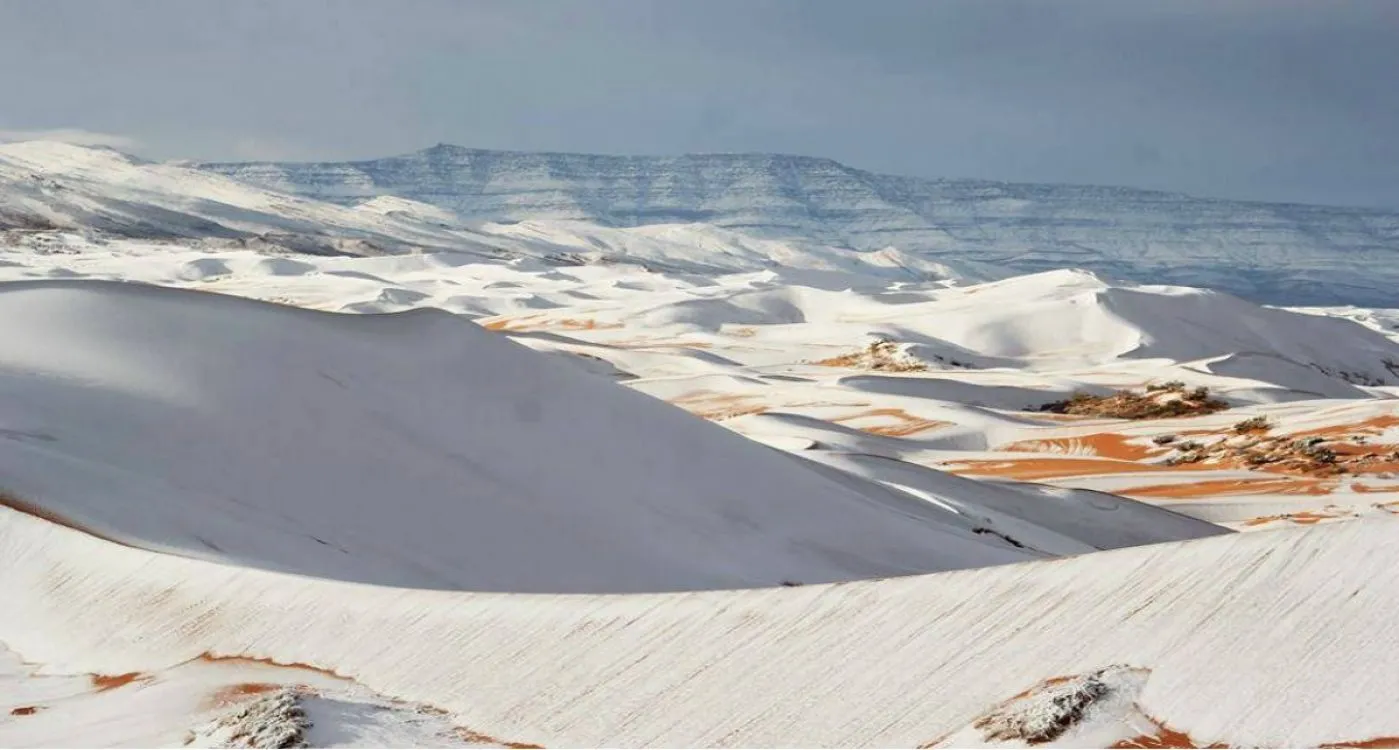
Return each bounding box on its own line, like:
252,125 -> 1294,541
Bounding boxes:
3,503 -> 1397,747
201,143 -> 1399,306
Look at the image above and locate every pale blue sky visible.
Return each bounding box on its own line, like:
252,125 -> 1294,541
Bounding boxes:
1,0 -> 1397,207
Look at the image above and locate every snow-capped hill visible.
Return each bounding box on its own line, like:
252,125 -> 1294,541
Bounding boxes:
479,218 -> 981,283
352,194 -> 463,226
0,140 -> 503,257
200,144 -> 1399,306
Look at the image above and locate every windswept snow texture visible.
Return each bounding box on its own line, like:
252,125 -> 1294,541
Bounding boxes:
0,280 -> 1215,594
202,144 -> 1399,306
3,503 -> 1399,748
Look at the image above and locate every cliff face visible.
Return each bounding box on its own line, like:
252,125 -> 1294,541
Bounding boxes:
201,144 -> 1399,306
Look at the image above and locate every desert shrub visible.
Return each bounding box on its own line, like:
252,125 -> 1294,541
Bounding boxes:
1036,385 -> 1228,420
1233,416 -> 1271,433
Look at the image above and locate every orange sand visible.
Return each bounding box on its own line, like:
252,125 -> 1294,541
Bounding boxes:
1122,477 -> 1333,499
1000,432 -> 1161,461
90,672 -> 145,692
832,407 -> 948,437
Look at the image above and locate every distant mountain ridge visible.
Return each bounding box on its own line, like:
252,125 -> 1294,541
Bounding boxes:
200,144 -> 1399,306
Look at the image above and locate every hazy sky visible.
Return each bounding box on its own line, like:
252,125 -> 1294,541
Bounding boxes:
2,0 -> 1397,208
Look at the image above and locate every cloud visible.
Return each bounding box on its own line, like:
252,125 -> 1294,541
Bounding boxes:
0,128 -> 140,150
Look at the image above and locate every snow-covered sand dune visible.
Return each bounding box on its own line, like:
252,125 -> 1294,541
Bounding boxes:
5,140 -> 1399,746
3,497 -> 1398,747
0,280 -> 1229,595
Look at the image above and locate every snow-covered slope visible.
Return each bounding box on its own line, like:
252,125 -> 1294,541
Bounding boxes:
3,497 -> 1397,747
0,280 -> 1230,594
201,144 -> 1399,306
0,141 -> 505,257
8,139 -> 1399,747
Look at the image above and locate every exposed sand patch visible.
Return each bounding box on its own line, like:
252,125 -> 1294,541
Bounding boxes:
1242,510 -> 1350,527
668,390 -> 770,420
1291,414 -> 1399,440
1321,738 -> 1399,748
1001,433 -> 1161,461
1110,715 -> 1228,748
1120,477 -> 1334,499
1023,412 -> 1106,423
208,682 -> 282,707
832,407 -> 948,437
481,315 -> 621,333
948,457 -> 1197,481
965,412 -> 1399,498
90,671 -> 147,692
198,654 -> 349,683
454,726 -> 544,749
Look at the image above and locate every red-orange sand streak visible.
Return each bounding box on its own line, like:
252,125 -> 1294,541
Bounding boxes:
90,672 -> 146,692
1000,432 -> 1162,461
832,407 -> 948,437
1121,477 -> 1334,499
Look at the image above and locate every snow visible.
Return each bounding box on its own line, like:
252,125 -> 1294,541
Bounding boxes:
4,140 -> 1399,746
0,141 -> 508,259
0,280 -> 1064,593
200,143 -> 1399,306
4,503 -> 1399,747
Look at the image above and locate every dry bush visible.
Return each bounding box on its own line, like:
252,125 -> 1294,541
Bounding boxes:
1233,416 -> 1272,433
192,688 -> 310,749
814,338 -> 927,372
1037,383 -> 1228,420
974,670 -> 1115,744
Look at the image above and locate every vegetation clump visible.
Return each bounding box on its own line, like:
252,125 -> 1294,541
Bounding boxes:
1037,383 -> 1228,420
814,337 -> 928,372
1233,416 -> 1272,433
